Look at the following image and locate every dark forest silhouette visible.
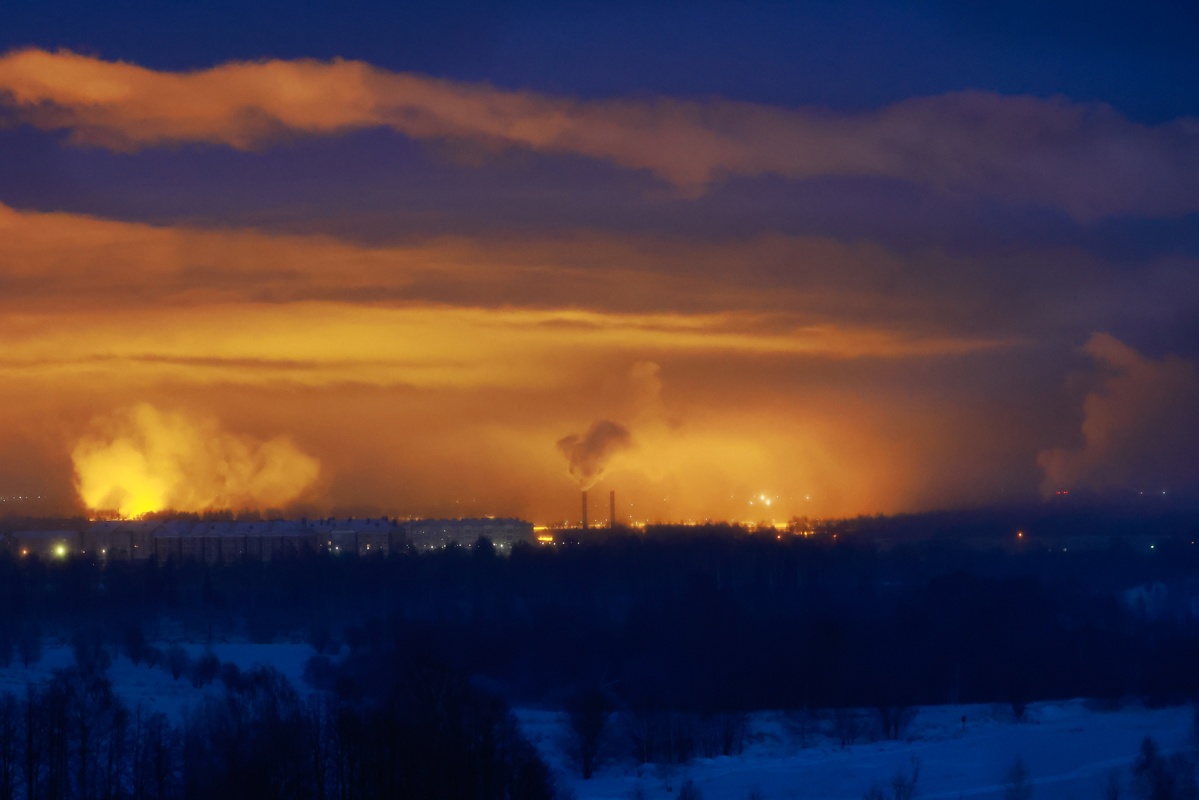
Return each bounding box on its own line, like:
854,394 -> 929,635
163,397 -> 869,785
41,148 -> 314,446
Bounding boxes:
2,504 -> 1199,796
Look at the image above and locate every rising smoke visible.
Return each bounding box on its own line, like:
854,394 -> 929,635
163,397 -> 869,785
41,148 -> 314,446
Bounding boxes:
556,419 -> 633,490
1038,334 -> 1199,495
72,404 -> 320,518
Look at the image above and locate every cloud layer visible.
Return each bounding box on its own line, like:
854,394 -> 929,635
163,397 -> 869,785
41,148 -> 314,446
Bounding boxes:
1,45 -> 1196,522
0,197 -> 1047,521
0,200 -> 1019,395
2,49 -> 1197,219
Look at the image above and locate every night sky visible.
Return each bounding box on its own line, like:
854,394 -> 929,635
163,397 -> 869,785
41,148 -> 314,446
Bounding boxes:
0,1 -> 1196,523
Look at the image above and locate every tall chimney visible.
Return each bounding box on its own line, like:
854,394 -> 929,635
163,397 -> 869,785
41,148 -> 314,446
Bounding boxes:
610,490 -> 616,528
581,490 -> 588,529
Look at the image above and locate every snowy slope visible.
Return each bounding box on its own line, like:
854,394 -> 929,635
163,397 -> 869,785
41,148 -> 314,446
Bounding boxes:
517,701 -> 1193,800
2,642 -> 1191,799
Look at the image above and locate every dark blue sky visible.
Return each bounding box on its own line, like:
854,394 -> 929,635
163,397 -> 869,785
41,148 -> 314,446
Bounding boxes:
3,1 -> 1197,257
3,0 -> 1197,119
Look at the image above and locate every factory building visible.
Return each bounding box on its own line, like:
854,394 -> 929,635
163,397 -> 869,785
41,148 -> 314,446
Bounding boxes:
85,520 -> 155,558
7,530 -> 80,559
6,515 -> 534,562
402,518 -> 535,551
152,519 -> 325,563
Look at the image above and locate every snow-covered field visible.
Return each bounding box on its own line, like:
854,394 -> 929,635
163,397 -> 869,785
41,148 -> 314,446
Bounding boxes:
517,701 -> 1193,800
0,641 -> 315,719
2,642 -> 1191,799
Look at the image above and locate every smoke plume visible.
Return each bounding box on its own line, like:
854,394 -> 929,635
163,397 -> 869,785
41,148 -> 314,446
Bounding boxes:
1038,334 -> 1199,495
556,420 -> 633,490
72,404 -> 321,517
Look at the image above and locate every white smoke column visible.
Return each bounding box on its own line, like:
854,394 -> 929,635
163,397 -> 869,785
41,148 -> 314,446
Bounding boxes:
72,404 -> 320,517
556,420 -> 633,490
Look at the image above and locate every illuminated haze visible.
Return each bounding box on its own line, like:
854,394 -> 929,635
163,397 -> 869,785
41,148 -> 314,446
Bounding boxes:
72,405 -> 320,518
0,11 -> 1196,523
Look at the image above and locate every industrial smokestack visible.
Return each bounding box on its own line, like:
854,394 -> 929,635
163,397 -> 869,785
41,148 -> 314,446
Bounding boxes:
581,490 -> 588,529
610,490 -> 616,528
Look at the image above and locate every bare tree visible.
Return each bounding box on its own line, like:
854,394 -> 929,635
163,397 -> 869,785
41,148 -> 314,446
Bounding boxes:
1004,757 -> 1032,800
23,684 -> 45,800
564,688 -> 611,779
1128,737 -> 1196,800
17,623 -> 42,669
0,695 -> 18,800
1106,768 -> 1123,800
715,712 -> 749,757
783,707 -> 820,749
833,708 -> 863,747
862,758 -> 919,800
165,646 -> 190,681
131,706 -> 180,800
894,758 -> 920,800
877,703 -> 917,741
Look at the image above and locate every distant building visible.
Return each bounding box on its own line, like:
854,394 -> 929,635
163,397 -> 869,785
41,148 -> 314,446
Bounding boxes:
9,530 -> 80,559
85,520 -> 155,559
155,518 -> 401,563
309,517 -> 401,556
151,519 -> 324,563
403,518 -> 534,551
7,515 -> 533,563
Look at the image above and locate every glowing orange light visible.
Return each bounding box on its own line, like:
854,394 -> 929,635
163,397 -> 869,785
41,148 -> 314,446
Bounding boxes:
72,404 -> 318,517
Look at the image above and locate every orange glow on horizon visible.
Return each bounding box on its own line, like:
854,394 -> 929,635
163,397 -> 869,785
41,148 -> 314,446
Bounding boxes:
0,155 -> 1092,523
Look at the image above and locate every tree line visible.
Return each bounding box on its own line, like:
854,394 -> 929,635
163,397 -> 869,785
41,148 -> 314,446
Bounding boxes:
4,518 -> 1199,787
0,638 -> 554,800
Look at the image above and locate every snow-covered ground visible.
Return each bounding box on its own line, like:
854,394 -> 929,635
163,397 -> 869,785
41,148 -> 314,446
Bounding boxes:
3,643 -> 1192,799
0,641 -> 315,720
517,701 -> 1194,800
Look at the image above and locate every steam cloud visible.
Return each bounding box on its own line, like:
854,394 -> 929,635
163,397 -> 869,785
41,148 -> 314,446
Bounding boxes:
556,420 -> 633,490
72,404 -> 321,517
1038,334 -> 1199,495
1,49 -> 1197,219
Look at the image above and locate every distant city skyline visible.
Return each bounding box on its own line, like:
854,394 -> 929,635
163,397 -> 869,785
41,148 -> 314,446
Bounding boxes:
0,1 -> 1196,524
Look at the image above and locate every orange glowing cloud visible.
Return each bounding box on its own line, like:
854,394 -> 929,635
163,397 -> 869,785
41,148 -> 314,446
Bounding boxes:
73,404 -> 320,517
0,201 -> 1019,389
0,302 -> 1017,395
0,197 -> 1074,522
1,49 -> 1196,218
0,201 -> 816,314
0,200 -> 1034,341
